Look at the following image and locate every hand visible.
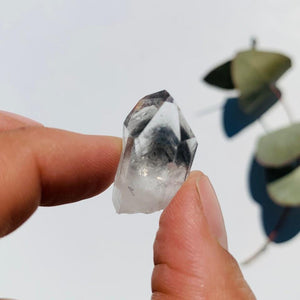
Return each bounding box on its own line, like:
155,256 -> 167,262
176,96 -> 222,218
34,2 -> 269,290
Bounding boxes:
0,111 -> 255,299
0,111 -> 121,236
152,172 -> 256,299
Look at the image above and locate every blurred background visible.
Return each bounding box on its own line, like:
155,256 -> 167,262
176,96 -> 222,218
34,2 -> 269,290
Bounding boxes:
0,0 -> 299,299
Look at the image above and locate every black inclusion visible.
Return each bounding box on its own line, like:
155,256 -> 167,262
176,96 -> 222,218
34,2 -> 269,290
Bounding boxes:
148,127 -> 179,163
175,142 -> 191,166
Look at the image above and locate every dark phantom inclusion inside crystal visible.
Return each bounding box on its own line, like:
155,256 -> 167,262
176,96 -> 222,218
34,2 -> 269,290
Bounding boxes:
125,90 -> 197,169
142,126 -> 179,165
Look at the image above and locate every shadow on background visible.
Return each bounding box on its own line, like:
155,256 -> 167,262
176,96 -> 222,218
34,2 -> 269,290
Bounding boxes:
223,93 -> 278,138
249,157 -> 300,243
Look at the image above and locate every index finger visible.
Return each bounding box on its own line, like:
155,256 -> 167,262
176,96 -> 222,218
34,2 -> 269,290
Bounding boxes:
0,126 -> 121,237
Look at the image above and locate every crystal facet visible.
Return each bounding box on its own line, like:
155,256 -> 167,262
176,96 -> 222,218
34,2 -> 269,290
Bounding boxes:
112,90 -> 198,214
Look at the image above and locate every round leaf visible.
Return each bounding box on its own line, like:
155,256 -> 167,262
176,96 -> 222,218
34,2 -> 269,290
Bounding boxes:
267,166 -> 300,207
203,60 -> 234,89
256,123 -> 300,167
232,49 -> 291,98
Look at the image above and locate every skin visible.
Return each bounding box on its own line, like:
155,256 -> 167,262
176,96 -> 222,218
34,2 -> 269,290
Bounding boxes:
0,111 -> 256,299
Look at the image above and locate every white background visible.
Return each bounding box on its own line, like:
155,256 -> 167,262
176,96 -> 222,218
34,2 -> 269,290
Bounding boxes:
0,1 -> 299,299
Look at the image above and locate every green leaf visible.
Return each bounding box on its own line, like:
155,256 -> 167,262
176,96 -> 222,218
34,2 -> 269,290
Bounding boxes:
203,60 -> 235,89
238,84 -> 280,114
232,50 -> 291,98
267,166 -> 300,207
256,123 -> 300,167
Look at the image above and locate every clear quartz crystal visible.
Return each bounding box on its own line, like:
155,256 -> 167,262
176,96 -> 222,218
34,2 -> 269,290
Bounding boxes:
112,90 -> 198,214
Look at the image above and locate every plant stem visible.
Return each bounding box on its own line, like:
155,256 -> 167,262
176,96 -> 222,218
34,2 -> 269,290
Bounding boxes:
251,37 -> 257,50
269,83 -> 294,124
241,207 -> 291,265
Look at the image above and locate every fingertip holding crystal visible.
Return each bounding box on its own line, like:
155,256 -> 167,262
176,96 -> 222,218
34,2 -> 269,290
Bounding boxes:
112,90 -> 198,214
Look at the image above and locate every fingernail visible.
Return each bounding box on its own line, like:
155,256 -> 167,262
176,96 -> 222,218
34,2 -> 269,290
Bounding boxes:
195,174 -> 228,250
0,110 -> 42,126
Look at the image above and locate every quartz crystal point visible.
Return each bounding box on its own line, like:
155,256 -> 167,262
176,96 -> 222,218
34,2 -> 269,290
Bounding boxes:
112,90 -> 198,214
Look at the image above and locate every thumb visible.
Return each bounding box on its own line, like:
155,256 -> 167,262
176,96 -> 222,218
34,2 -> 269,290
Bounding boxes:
152,171 -> 255,299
